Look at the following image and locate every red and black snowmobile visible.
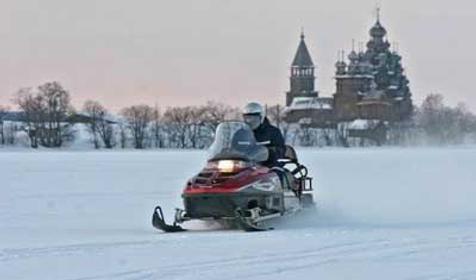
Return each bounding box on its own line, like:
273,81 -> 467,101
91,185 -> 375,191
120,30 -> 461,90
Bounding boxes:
152,121 -> 314,232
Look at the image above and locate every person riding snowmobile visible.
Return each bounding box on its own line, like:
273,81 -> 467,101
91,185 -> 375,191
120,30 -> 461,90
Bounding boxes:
242,102 -> 285,168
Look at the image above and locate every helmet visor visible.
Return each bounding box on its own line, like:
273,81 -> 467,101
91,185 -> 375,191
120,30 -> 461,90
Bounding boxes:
243,114 -> 261,130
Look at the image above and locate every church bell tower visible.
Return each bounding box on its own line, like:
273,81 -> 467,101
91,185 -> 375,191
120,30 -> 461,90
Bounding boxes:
286,32 -> 318,106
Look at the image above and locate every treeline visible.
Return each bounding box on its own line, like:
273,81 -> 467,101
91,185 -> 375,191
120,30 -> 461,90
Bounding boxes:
112,102 -> 240,149
413,94 -> 476,145
0,81 -> 240,149
1,81 -> 476,149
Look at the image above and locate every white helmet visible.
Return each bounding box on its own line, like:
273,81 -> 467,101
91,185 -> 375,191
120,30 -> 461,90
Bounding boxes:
242,102 -> 265,130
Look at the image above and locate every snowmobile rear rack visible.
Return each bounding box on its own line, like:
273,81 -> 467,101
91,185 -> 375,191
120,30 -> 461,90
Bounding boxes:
152,206 -> 186,233
280,145 -> 313,193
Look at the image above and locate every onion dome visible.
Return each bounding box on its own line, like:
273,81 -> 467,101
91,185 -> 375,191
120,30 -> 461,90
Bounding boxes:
335,60 -> 347,75
370,20 -> 387,38
348,50 -> 359,62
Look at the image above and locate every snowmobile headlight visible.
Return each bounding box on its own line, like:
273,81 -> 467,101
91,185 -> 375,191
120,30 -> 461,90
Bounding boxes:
218,160 -> 237,173
216,160 -> 249,173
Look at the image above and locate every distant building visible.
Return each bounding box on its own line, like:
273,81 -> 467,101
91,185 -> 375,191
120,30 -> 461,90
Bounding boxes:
284,14 -> 413,143
286,32 -> 318,106
285,32 -> 335,128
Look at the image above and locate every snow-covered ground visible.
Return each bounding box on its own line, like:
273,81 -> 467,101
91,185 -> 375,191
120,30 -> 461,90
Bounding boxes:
1,148 -> 476,279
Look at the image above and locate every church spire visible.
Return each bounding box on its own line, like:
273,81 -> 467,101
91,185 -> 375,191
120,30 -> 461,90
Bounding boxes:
292,31 -> 314,67
376,4 -> 381,23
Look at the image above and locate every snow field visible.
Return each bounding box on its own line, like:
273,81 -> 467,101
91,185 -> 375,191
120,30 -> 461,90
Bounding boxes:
1,148 -> 476,279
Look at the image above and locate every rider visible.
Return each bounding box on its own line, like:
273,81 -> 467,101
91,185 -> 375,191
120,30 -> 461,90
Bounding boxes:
242,102 -> 285,168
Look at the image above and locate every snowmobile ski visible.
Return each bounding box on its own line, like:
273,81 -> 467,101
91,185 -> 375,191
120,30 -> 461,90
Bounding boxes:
152,206 -> 186,233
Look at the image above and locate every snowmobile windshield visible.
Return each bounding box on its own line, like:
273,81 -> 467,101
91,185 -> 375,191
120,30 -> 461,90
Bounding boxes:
208,122 -> 268,163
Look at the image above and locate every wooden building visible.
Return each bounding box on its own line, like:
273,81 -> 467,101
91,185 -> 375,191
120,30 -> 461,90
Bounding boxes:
283,14 -> 413,143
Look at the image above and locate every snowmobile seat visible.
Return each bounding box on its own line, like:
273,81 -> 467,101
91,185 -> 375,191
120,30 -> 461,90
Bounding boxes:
283,145 -> 298,163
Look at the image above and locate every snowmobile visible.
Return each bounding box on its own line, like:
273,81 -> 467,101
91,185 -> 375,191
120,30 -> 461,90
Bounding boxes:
152,121 -> 314,232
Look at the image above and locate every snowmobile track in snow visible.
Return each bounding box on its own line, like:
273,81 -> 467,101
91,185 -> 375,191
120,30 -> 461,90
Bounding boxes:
45,236 -> 476,280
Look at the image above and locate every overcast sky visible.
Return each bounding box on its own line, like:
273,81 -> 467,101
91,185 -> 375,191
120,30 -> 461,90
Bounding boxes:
1,0 -> 475,111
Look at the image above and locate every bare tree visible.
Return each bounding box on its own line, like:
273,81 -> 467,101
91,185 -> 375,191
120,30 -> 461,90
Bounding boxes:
417,94 -> 445,144
416,94 -> 476,145
453,103 -> 476,141
189,106 -> 207,148
298,126 -> 320,147
83,100 -> 102,149
121,105 -> 153,149
118,122 -> 128,149
320,128 -> 334,146
38,82 -> 74,147
14,82 -> 74,148
97,118 -> 116,149
163,106 -> 196,148
158,103 -> 241,149
151,106 -> 163,148
14,88 -> 45,148
202,101 -> 239,132
4,122 -> 19,145
83,100 -> 116,149
0,105 -> 8,145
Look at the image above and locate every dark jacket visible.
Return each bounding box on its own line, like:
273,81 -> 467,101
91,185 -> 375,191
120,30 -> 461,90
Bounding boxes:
253,117 -> 285,167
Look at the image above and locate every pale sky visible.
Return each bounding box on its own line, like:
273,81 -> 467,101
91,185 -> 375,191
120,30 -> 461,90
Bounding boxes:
1,0 -> 476,112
